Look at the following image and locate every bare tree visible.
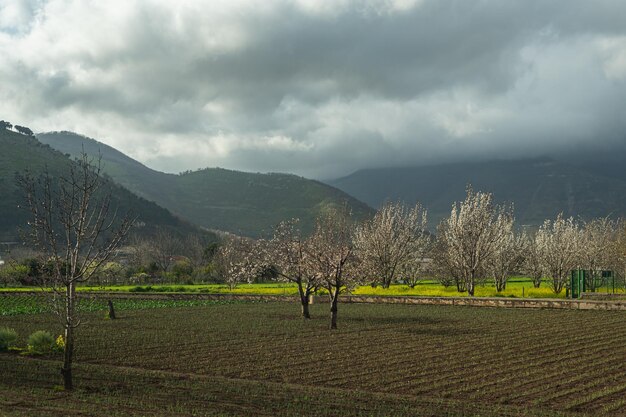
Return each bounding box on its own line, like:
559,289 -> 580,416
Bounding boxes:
214,236 -> 260,290
184,235 -> 206,271
149,228 -> 182,278
306,206 -> 360,329
435,187 -> 510,296
489,220 -> 526,292
354,202 -> 429,288
126,234 -> 154,279
536,214 -> 581,294
264,219 -> 318,319
18,153 -> 133,390
182,234 -> 215,281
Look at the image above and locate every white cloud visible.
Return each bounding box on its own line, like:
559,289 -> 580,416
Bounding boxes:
1,0 -> 625,178
597,36 -> 626,80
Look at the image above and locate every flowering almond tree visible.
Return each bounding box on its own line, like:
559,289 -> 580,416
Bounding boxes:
523,231 -> 545,288
354,201 -> 429,288
617,222 -> 626,290
306,206 -> 360,329
579,217 -> 618,292
436,187 -> 510,296
536,214 -> 581,294
488,220 -> 526,292
214,236 -> 261,290
264,219 -> 318,319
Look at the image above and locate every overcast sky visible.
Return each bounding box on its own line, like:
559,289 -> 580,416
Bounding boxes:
1,0 -> 625,179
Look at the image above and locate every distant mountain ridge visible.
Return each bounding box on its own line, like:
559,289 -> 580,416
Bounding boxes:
0,129 -> 204,242
38,131 -> 374,237
328,157 -> 626,229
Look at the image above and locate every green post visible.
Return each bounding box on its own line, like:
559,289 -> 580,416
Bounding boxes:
570,269 -> 586,299
578,269 -> 588,292
611,271 -> 615,294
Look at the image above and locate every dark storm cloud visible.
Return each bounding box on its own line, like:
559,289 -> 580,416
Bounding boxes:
1,0 -> 625,178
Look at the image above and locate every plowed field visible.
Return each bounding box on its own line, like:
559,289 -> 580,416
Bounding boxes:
1,300 -> 624,416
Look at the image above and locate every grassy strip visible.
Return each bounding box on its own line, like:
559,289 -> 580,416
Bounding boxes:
3,279 -> 624,298
0,297 -> 250,316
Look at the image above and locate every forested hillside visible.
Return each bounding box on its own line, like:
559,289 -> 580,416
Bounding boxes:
330,158 -> 626,228
0,129 -> 202,241
38,132 -> 374,236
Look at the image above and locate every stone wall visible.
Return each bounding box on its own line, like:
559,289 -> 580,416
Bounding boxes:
580,292 -> 626,301
330,295 -> 626,311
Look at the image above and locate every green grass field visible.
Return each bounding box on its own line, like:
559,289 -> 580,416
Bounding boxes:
1,298 -> 625,416
4,277 -> 622,299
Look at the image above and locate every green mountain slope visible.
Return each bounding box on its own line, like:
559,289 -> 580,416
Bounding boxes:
38,132 -> 374,236
329,158 -> 626,229
0,129 -> 202,241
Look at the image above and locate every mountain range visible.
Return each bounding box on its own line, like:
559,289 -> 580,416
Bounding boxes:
4,127 -> 624,241
329,157 -> 626,228
37,131 -> 374,237
0,128 -> 203,242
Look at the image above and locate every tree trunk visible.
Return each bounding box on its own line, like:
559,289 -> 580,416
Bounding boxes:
329,289 -> 339,330
107,300 -> 116,320
301,299 -> 311,319
61,333 -> 73,390
297,283 -> 311,319
61,282 -> 76,390
495,276 -> 506,292
467,277 -> 475,296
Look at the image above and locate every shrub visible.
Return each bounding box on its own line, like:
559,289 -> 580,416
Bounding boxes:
0,327 -> 17,351
55,335 -> 65,352
130,273 -> 150,284
27,330 -> 55,355
129,285 -> 152,292
0,264 -> 29,286
172,259 -> 193,281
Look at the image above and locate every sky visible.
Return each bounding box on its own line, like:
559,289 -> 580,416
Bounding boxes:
1,0 -> 625,179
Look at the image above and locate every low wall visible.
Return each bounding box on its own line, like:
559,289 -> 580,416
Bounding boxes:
2,291 -> 625,311
331,295 -> 626,311
580,292 -> 626,301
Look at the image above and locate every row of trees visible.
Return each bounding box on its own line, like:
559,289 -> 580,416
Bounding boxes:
434,190 -> 625,295
1,120 -> 34,135
1,230 -> 222,287
215,188 -> 626,329
123,231 -> 219,284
